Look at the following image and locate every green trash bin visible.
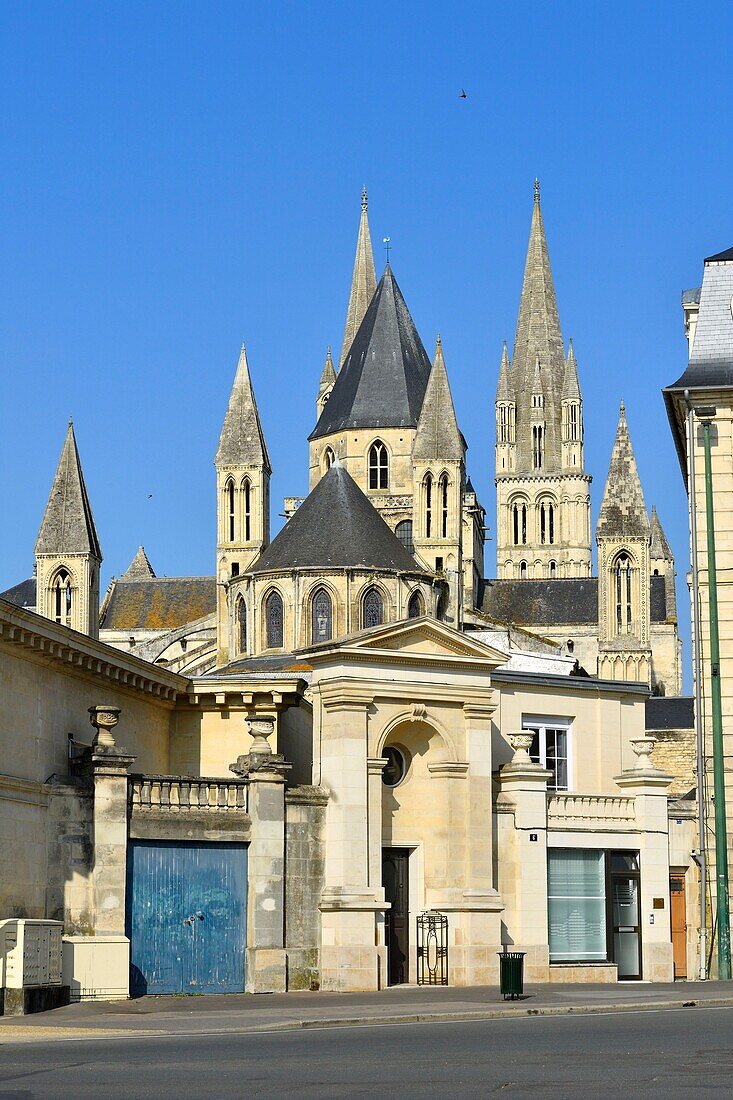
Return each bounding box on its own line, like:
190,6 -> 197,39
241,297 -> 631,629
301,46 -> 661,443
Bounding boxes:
498,948 -> 525,999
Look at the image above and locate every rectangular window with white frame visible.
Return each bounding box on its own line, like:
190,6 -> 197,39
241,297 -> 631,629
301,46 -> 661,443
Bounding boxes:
522,715 -> 571,791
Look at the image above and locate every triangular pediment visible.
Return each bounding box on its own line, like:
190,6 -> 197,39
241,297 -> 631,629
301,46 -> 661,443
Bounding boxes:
305,616 -> 508,668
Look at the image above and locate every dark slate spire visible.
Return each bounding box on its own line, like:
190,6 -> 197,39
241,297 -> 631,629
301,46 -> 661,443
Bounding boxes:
122,545 -> 156,580
34,420 -> 101,558
649,507 -> 673,561
215,343 -> 271,470
413,336 -> 465,463
309,264 -> 432,440
247,463 -> 420,573
511,180 -> 566,471
597,402 -> 650,539
340,187 -> 377,367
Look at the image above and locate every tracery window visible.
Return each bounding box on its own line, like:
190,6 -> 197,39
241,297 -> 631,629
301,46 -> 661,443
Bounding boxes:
362,586 -> 384,629
368,441 -> 389,490
395,520 -> 414,555
439,475 -> 449,538
614,554 -> 634,635
424,474 -> 433,537
242,478 -> 251,541
265,590 -> 284,648
237,596 -> 247,654
324,447 -> 335,471
52,568 -> 73,627
407,590 -> 424,619
226,479 -> 236,543
311,587 -> 333,644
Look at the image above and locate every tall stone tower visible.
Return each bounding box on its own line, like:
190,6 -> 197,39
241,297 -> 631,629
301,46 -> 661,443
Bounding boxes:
34,420 -> 102,637
215,343 -> 271,665
596,402 -> 652,684
495,182 -> 592,580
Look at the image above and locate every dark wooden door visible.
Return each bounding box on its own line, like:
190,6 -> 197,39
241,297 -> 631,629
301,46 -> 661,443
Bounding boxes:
670,873 -> 687,979
383,848 -> 410,985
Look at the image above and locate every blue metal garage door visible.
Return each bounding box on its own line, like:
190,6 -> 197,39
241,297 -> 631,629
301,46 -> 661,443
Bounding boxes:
126,840 -> 248,995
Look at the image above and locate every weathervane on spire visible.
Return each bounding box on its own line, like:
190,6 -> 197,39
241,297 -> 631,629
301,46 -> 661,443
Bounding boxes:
383,237 -> 391,263
534,178 -> 541,203
361,186 -> 368,211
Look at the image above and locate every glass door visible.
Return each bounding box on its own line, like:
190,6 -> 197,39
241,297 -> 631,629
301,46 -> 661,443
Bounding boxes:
608,853 -> 641,980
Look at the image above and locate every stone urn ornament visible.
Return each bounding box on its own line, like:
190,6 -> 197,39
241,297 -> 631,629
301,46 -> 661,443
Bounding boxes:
630,735 -> 657,770
89,705 -> 121,749
246,714 -> 275,756
506,732 -> 535,764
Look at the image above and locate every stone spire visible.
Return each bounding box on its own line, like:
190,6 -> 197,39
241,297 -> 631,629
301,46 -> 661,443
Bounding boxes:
320,345 -> 337,387
122,545 -> 156,580
530,355 -> 544,402
496,341 -> 514,401
35,420 -> 101,559
340,187 -> 377,367
413,336 -> 465,463
597,402 -> 650,539
649,506 -> 673,561
563,339 -> 581,399
215,343 -> 271,471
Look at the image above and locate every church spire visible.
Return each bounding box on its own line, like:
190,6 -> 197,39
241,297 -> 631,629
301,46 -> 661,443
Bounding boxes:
413,335 -> 464,462
340,186 -> 377,367
320,345 -> 336,387
122,545 -> 156,580
496,341 -> 514,401
35,420 -> 101,559
597,402 -> 650,539
563,339 -> 581,399
649,506 -> 673,561
215,343 -> 271,472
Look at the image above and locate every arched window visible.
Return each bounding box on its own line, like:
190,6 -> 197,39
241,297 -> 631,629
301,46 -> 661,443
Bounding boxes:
435,588 -> 447,620
549,560 -> 557,579
424,474 -> 433,537
407,590 -> 424,619
226,479 -> 236,542
311,587 -> 333,644
540,502 -> 555,545
236,596 -> 247,654
265,590 -> 284,648
324,447 -> 335,471
519,560 -> 528,580
615,554 -> 634,635
52,568 -> 73,626
513,502 -> 527,545
532,424 -> 544,469
395,520 -> 414,555
242,478 -> 251,541
368,441 -> 389,490
362,586 -> 384,629
439,475 -> 449,538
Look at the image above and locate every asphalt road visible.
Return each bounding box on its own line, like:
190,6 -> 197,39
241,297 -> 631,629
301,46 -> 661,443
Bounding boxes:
1,1006 -> 732,1099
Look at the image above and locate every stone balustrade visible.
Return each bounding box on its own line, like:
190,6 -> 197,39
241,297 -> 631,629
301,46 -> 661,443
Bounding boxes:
129,775 -> 248,813
547,793 -> 636,829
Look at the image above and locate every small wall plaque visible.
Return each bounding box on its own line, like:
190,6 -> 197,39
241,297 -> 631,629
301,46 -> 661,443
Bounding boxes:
529,833 -> 538,842
653,897 -> 665,909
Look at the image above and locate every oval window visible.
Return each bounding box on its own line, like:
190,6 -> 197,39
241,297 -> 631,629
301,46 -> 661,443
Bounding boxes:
381,746 -> 408,787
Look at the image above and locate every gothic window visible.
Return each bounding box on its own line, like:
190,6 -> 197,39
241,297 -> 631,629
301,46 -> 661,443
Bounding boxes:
311,587 -> 333,644
519,560 -> 528,580
614,554 -> 634,635
513,502 -> 527,546
532,424 -> 544,470
395,520 -> 414,555
362,586 -> 384,629
226,479 -> 236,542
52,568 -> 73,627
368,441 -> 388,490
439,475 -> 449,538
242,478 -> 251,541
407,590 -> 424,619
324,447 -> 335,471
236,596 -> 247,654
265,590 -> 284,648
424,474 -> 433,537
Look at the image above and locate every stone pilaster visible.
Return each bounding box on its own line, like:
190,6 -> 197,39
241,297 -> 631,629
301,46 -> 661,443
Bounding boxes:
88,707 -> 135,936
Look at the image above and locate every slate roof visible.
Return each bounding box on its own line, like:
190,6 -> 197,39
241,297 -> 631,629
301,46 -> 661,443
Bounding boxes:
0,577 -> 37,610
645,696 -> 694,731
706,246 -> 733,262
309,265 -> 432,440
100,577 -> 216,631
213,653 -> 313,676
215,344 -> 271,469
35,421 -> 101,559
480,575 -> 668,627
247,464 -> 421,574
666,249 -> 733,394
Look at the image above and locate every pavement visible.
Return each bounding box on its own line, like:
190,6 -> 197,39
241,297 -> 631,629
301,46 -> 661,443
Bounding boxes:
2,979 -> 733,1043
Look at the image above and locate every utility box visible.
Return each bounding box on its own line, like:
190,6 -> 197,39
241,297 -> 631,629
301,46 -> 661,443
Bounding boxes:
0,919 -> 69,1016
62,934 -> 130,1001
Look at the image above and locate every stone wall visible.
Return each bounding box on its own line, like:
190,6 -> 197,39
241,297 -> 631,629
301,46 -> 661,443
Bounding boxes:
284,785 -> 328,990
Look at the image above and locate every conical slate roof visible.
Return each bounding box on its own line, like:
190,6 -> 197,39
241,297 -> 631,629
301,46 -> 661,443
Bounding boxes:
413,337 -> 465,463
35,421 -> 101,559
215,344 -> 271,470
309,264 -> 432,440
649,507 -> 673,561
562,340 -> 581,400
246,464 -> 420,574
597,403 -> 650,539
122,545 -> 156,580
340,188 -> 377,367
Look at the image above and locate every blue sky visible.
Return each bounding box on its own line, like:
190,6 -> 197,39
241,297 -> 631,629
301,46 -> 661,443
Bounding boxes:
2,2 -> 732,686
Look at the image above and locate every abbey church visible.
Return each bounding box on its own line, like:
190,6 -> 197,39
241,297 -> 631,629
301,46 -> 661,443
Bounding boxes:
0,184 -> 694,1001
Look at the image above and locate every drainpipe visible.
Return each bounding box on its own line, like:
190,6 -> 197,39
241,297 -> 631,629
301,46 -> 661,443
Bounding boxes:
685,391 -> 707,978
698,405 -> 731,980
